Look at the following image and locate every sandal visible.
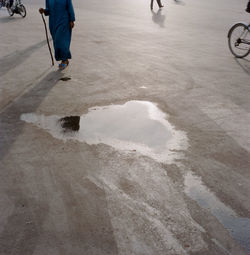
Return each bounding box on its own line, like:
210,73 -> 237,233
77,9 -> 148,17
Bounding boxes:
58,60 -> 69,70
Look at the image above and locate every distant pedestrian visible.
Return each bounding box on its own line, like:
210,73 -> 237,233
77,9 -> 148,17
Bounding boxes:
39,0 -> 75,70
151,0 -> 164,10
246,0 -> 250,12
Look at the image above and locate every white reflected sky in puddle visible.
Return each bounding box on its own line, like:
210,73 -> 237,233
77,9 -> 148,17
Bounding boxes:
21,101 -> 188,163
185,172 -> 250,254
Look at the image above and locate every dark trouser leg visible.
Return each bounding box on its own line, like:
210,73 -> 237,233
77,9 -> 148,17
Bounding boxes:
156,0 -> 163,7
150,0 -> 153,9
246,0 -> 250,13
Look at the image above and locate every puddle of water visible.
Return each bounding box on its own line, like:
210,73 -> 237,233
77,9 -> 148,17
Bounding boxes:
20,101 -> 188,163
185,172 -> 250,254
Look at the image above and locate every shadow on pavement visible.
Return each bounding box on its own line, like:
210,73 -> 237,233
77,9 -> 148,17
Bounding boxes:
0,69 -> 120,255
234,58 -> 250,75
0,15 -> 20,23
173,0 -> 185,5
0,40 -> 47,77
0,70 -> 62,161
151,9 -> 166,28
0,70 -> 59,255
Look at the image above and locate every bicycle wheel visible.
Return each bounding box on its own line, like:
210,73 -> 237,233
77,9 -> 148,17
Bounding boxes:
18,4 -> 26,17
228,23 -> 250,58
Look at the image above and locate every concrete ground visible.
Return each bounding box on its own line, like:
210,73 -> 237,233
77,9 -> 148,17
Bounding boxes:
0,0 -> 250,254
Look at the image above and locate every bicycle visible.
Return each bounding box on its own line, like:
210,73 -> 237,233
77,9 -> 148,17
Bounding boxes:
6,0 -> 26,18
228,22 -> 250,58
0,0 -> 7,8
228,3 -> 250,58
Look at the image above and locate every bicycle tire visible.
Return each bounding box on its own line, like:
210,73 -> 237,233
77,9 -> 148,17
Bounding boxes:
228,23 -> 250,58
19,4 -> 26,17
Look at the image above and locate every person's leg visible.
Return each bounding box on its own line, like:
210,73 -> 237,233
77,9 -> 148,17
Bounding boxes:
246,0 -> 250,13
54,23 -> 72,69
156,0 -> 163,8
61,59 -> 69,65
150,0 -> 153,10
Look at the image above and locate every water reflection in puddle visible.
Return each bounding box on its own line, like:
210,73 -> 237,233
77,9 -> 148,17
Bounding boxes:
185,172 -> 250,254
20,101 -> 188,163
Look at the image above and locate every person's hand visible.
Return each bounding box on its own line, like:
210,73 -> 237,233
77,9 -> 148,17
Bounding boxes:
70,21 -> 74,29
39,8 -> 45,14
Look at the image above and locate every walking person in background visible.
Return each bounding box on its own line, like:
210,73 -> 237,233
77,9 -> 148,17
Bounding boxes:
246,0 -> 250,12
39,0 -> 75,70
151,0 -> 164,10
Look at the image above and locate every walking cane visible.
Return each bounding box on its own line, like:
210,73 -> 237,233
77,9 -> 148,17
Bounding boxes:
40,13 -> 54,66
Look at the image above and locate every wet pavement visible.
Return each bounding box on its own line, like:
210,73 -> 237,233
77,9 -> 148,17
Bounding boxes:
21,101 -> 188,163
1,0 -> 250,254
185,172 -> 250,254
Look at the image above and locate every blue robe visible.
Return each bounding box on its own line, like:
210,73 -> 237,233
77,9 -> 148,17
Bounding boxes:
44,0 -> 75,61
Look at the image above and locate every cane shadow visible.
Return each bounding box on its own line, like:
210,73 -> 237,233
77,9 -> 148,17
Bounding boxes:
0,70 -> 63,161
151,9 -> 166,28
234,58 -> 250,75
0,40 -> 47,77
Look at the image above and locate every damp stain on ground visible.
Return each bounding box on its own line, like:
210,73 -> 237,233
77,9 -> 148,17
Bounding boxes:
60,77 -> 71,81
20,101 -> 188,163
185,172 -> 250,254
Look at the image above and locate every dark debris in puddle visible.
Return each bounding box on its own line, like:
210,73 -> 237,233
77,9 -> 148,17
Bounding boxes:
59,116 -> 80,131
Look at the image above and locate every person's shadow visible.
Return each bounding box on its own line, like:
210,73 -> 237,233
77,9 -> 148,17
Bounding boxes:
151,9 -> 166,28
0,70 -> 63,161
0,40 -> 47,77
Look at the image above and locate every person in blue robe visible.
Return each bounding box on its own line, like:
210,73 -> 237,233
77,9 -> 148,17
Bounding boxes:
39,0 -> 75,70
